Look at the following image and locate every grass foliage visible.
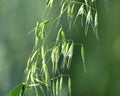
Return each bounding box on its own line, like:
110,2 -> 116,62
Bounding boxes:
6,0 -> 98,96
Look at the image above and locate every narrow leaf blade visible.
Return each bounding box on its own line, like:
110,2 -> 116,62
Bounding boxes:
6,83 -> 25,96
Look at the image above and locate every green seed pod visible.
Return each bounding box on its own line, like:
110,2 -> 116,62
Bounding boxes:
77,5 -> 84,16
68,43 -> 74,58
56,79 -> 59,96
81,45 -> 87,73
61,30 -> 65,40
68,77 -> 71,96
47,0 -> 54,7
61,2 -> 66,15
56,27 -> 62,42
86,9 -> 93,23
94,12 -> 98,27
59,76 -> 63,91
67,4 -> 75,16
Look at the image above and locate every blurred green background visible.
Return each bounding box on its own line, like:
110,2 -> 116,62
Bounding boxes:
0,0 -> 120,96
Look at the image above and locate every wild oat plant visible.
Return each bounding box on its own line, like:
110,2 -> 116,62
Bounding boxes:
7,0 -> 98,96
